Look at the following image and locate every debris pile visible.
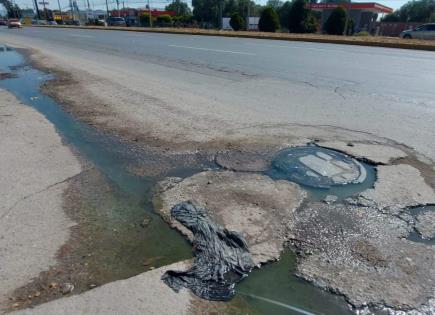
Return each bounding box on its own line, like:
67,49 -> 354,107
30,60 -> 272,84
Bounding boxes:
162,201 -> 254,301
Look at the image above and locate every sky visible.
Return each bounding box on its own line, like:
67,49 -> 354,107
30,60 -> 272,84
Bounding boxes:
4,0 -> 408,15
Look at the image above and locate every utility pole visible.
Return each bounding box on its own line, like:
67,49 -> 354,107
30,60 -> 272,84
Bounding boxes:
57,0 -> 63,22
34,0 -> 41,19
147,0 -> 152,27
343,0 -> 351,35
41,0 -> 47,20
219,0 -> 223,29
70,0 -> 74,20
105,0 -> 109,18
116,0 -> 119,16
245,0 -> 250,30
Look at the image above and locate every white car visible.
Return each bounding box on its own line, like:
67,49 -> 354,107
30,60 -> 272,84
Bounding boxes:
400,23 -> 435,40
7,19 -> 22,28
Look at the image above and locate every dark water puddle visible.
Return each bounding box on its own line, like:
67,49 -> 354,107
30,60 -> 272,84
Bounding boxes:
1,46 -> 352,313
235,251 -> 353,315
0,47 -> 195,286
406,205 -> 435,245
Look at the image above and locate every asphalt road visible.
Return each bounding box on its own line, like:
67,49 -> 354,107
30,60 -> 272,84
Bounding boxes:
1,26 -> 435,159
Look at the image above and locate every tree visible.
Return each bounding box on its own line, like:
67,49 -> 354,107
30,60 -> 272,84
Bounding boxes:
156,14 -> 173,26
165,0 -> 191,16
192,0 -> 220,27
287,0 -> 306,32
324,6 -> 346,35
139,13 -> 153,26
381,0 -> 435,22
229,12 -> 244,30
258,6 -> 280,32
277,1 -> 292,29
303,11 -> 318,33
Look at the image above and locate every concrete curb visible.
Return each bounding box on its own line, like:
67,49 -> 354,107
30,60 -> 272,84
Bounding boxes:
27,25 -> 435,51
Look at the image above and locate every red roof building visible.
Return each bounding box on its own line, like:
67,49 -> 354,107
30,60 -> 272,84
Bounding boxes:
308,2 -> 393,33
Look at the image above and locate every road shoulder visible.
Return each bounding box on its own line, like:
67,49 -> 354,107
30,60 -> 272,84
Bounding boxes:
0,89 -> 82,312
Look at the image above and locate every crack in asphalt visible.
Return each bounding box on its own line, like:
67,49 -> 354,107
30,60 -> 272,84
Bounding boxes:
334,87 -> 346,100
0,171 -> 83,221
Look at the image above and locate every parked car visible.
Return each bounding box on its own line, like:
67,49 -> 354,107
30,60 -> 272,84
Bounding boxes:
31,19 -> 48,25
8,19 -> 22,28
400,23 -> 435,40
0,19 -> 7,26
48,20 -> 58,25
107,16 -> 126,27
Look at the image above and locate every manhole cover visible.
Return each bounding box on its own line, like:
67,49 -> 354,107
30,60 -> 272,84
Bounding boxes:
271,146 -> 367,188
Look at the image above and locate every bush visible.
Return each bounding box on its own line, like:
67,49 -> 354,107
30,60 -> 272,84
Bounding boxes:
324,6 -> 346,35
288,0 -> 306,32
258,6 -> 280,32
229,12 -> 244,31
140,13 -> 153,27
156,14 -> 172,26
303,12 -> 318,33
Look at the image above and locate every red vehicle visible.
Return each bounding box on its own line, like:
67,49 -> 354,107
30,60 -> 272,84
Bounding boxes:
8,19 -> 22,28
0,19 -> 8,25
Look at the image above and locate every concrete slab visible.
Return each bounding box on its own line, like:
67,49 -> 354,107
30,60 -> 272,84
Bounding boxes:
319,141 -> 408,164
156,171 -> 306,265
360,164 -> 435,211
9,261 -> 193,315
0,89 -> 82,312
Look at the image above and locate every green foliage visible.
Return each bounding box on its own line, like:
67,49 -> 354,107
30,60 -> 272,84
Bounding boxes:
165,0 -> 191,16
303,11 -> 318,33
156,14 -> 173,26
192,0 -> 220,26
381,0 -> 435,22
324,6 -> 346,35
382,12 -> 400,22
277,1 -> 292,28
139,13 -> 153,27
276,0 -> 318,33
230,12 -> 244,30
287,0 -> 304,31
258,6 -> 280,32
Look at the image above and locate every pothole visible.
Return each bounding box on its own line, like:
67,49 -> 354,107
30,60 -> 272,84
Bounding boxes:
407,205 -> 435,244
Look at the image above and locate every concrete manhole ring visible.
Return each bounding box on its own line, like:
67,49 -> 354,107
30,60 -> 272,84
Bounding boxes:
271,146 -> 367,188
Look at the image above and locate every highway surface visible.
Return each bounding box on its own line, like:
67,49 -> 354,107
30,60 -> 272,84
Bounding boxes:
1,26 -> 435,159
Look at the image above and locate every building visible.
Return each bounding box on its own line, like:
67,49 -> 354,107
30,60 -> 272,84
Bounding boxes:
109,8 -> 176,26
308,2 -> 393,33
222,17 -> 259,31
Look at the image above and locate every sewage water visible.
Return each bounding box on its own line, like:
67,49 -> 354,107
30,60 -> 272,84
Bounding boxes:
1,47 -> 352,313
236,251 -> 353,315
407,205 -> 435,245
0,47 -> 194,287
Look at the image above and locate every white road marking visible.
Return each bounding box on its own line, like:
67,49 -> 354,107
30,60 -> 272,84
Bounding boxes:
238,292 -> 316,315
243,41 -> 337,52
168,44 -> 256,55
69,34 -> 94,38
